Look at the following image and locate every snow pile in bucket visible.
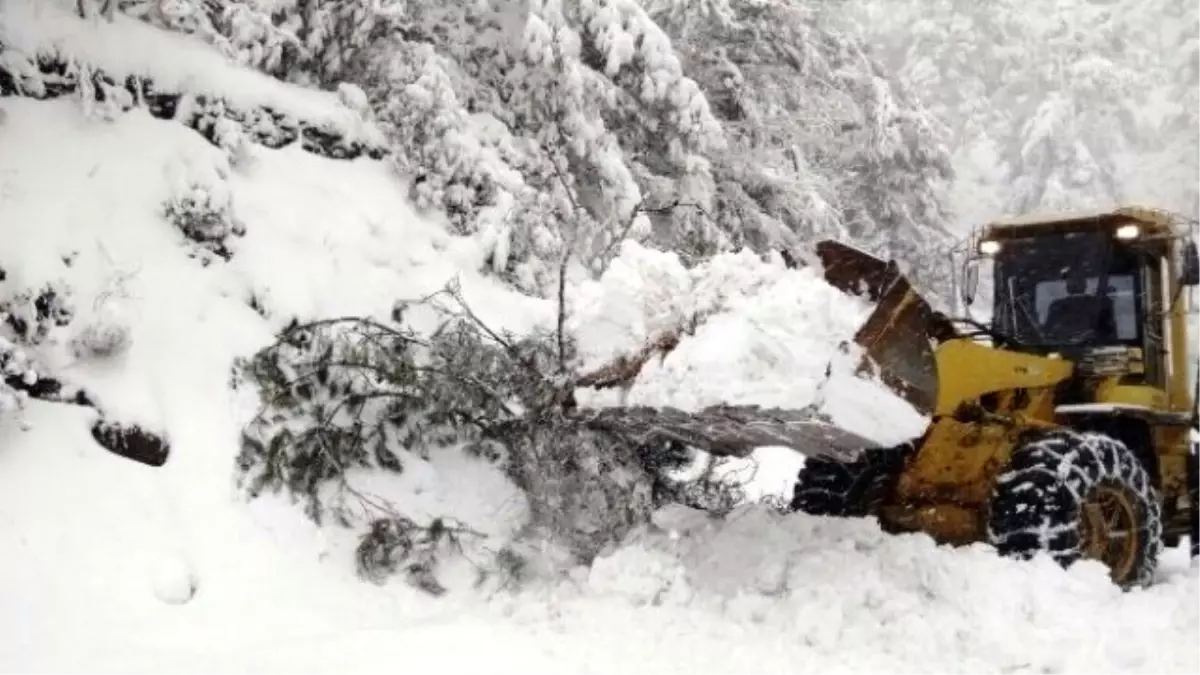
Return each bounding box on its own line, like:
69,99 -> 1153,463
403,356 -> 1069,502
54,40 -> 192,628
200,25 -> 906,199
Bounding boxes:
569,241 -> 930,449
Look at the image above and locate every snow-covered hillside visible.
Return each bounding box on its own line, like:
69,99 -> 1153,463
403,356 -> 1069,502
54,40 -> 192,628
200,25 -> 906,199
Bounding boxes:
1,4 -> 1197,675
0,62 -> 541,669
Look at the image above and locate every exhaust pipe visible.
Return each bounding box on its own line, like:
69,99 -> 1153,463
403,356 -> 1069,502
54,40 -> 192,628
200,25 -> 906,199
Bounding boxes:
1189,436 -> 1198,559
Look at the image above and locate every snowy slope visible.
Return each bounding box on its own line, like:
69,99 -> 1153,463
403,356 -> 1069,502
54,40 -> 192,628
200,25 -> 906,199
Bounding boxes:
0,9 -> 1197,675
0,91 -> 543,666
0,10 -> 548,659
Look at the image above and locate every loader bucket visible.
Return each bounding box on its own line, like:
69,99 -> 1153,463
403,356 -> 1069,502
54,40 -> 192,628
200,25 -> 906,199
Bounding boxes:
814,241 -> 947,417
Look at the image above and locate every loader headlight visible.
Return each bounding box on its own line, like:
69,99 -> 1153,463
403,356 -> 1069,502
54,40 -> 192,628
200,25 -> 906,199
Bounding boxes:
978,239 -> 1001,256
1115,224 -> 1140,240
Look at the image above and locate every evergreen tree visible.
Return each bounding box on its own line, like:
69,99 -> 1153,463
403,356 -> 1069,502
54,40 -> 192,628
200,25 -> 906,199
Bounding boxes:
116,0 -> 962,292
648,0 -> 956,291
843,0 -> 1198,220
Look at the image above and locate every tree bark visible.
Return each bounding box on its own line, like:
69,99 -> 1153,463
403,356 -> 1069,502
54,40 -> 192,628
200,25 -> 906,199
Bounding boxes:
581,403 -> 884,463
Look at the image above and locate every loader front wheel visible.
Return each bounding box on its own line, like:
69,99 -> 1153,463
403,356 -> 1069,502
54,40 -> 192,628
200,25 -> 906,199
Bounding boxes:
789,445 -> 911,518
986,429 -> 1162,588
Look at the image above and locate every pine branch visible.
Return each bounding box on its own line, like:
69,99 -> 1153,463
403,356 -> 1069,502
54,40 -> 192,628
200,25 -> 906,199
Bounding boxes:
441,279 -> 549,384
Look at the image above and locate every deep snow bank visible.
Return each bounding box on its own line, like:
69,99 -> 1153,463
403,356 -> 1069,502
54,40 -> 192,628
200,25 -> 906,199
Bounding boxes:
58,507 -> 1197,675
569,242 -> 876,407
566,506 -> 1200,674
568,241 -> 873,410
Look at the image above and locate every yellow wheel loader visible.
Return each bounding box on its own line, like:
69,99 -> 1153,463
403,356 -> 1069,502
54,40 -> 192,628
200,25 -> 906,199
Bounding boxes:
585,205 -> 1198,588
790,206 -> 1199,587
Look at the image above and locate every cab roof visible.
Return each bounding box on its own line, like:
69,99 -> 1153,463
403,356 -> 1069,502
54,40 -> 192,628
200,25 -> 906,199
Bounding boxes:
979,206 -> 1185,241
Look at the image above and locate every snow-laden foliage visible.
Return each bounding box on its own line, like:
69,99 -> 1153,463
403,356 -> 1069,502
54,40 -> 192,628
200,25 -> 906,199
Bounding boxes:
641,0 -> 957,295
353,0 -> 731,291
0,336 -> 37,417
0,273 -> 79,421
69,307 -> 132,360
844,0 -> 1199,222
233,289 -> 695,588
1111,0 -> 1200,218
0,282 -> 74,347
109,0 -> 958,300
163,180 -> 246,264
114,0 -> 398,87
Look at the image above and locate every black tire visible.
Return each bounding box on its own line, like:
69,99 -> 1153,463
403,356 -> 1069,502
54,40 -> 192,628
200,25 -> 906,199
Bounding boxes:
790,446 -> 911,518
987,428 -> 1162,588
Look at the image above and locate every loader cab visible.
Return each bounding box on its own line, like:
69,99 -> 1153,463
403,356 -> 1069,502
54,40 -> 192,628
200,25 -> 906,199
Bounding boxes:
987,227 -> 1143,353
970,207 -> 1197,410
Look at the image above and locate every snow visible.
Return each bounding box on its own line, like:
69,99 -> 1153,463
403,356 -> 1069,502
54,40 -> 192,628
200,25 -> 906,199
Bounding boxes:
985,205 -> 1144,228
0,0 -> 383,146
0,89 -> 573,667
569,241 -> 930,448
0,30 -> 1197,675
150,550 -> 200,605
578,506 -> 1199,673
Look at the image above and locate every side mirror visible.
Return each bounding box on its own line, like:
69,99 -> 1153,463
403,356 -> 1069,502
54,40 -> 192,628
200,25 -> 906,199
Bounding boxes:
1182,240 -> 1199,287
962,258 -> 979,306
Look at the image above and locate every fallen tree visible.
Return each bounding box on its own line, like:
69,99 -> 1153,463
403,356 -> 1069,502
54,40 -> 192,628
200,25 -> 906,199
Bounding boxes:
231,260 -> 905,594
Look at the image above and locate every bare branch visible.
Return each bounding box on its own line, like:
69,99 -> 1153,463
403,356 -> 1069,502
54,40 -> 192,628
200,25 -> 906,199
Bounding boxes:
594,199 -> 713,275
441,279 -> 550,384
556,250 -> 570,372
574,329 -> 684,389
535,129 -> 589,374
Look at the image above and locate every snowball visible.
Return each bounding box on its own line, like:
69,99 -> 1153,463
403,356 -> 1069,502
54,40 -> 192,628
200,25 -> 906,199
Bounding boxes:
151,552 -> 198,605
70,295 -> 132,360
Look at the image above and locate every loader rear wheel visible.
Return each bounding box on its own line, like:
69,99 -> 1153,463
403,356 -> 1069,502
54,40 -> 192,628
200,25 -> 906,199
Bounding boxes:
789,445 -> 912,518
986,428 -> 1162,588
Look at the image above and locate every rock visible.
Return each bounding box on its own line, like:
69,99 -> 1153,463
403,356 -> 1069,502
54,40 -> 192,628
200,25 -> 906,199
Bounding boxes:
90,419 -> 170,467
